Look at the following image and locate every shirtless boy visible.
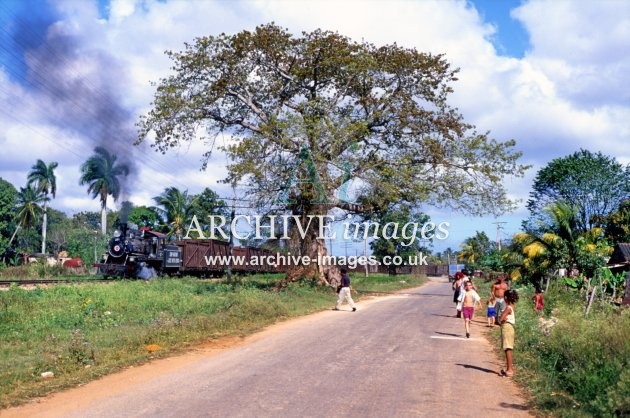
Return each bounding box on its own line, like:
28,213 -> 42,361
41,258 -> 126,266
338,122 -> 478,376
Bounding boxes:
492,275 -> 509,326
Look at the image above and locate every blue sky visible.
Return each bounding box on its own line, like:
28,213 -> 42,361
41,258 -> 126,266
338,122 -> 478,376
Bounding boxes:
473,0 -> 529,57
0,0 -> 628,255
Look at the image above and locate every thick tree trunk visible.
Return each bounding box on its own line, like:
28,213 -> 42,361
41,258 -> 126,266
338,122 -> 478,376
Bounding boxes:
278,205 -> 341,289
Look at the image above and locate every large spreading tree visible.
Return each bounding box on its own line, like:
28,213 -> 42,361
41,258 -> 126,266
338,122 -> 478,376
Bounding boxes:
138,23 -> 528,285
526,149 -> 630,234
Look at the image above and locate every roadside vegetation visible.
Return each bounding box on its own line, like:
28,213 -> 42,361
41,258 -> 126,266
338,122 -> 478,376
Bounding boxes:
456,150 -> 630,416
0,272 -> 425,409
475,279 -> 630,417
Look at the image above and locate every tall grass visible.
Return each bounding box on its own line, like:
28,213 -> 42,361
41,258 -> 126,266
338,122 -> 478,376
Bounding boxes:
0,273 -> 425,408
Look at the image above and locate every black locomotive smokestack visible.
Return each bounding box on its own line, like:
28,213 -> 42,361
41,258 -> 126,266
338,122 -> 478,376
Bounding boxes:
120,223 -> 128,241
119,201 -> 132,224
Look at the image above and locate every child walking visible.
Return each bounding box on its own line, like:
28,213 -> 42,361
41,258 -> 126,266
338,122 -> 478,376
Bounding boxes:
487,293 -> 496,327
499,289 -> 519,377
533,286 -> 544,316
458,280 -> 481,338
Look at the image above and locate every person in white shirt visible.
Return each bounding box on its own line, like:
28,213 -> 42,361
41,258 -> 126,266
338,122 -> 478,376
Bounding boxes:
458,280 -> 481,338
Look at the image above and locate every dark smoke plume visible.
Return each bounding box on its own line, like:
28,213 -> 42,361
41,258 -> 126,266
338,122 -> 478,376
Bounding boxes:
23,24 -> 139,200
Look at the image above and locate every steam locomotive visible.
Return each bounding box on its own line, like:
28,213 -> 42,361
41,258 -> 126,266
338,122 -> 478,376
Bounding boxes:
95,223 -> 182,279
95,223 -> 281,279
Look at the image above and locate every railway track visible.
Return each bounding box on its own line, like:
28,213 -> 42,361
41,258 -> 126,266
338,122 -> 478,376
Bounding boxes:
0,277 -> 117,286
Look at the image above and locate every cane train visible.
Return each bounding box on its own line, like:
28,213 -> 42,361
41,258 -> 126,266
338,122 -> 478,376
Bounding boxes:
95,223 -> 280,278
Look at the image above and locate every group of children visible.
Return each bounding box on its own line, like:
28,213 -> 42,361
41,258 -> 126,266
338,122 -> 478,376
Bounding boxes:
451,272 -> 544,378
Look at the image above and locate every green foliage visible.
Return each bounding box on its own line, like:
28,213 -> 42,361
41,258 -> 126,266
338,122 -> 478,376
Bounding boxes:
13,224 -> 41,254
490,286 -> 630,417
458,230 -> 493,267
190,187 -> 229,230
72,211 -> 102,231
65,229 -> 108,265
127,205 -> 162,228
0,177 -> 17,253
603,199 -> 630,243
27,159 -> 58,254
478,248 -> 509,273
367,206 -> 429,274
508,201 -> 611,282
14,184 -> 45,230
138,23 -> 528,218
79,147 -> 130,234
45,209 -> 72,255
79,147 -> 130,207
526,149 -> 630,234
153,187 -> 197,239
27,160 -> 58,199
598,268 -> 626,299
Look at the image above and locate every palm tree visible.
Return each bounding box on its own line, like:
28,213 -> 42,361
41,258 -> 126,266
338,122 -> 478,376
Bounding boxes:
12,185 -> 46,247
153,187 -> 197,239
79,147 -> 130,234
509,202 -> 576,279
27,159 -> 58,254
510,202 -> 610,283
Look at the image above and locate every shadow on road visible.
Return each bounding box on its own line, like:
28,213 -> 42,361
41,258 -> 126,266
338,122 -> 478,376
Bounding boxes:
455,363 -> 498,375
414,293 -> 450,297
359,291 -> 449,298
434,331 -> 460,337
430,313 -> 456,318
499,402 -> 529,411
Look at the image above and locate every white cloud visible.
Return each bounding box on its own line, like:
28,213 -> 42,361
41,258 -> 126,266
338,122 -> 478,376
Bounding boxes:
1,0 -> 628,250
513,0 -> 630,106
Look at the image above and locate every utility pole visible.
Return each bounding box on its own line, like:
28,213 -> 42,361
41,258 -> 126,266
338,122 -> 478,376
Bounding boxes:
342,241 -> 352,258
492,222 -> 507,250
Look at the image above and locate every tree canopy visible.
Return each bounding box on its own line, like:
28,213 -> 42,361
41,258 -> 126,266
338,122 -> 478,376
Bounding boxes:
604,199 -> 630,243
138,23 -> 528,284
79,147 -> 130,234
153,187 -> 197,239
15,185 -> 45,231
138,23 -> 527,216
127,205 -> 162,229
368,205 -> 429,274
458,230 -> 493,267
27,159 -> 58,254
0,177 -> 18,253
526,149 -> 630,233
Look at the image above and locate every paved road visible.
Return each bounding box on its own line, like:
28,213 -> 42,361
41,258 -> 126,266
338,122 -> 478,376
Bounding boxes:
2,278 -> 531,417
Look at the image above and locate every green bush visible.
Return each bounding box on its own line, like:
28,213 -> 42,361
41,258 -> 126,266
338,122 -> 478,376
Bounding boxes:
504,286 -> 630,417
